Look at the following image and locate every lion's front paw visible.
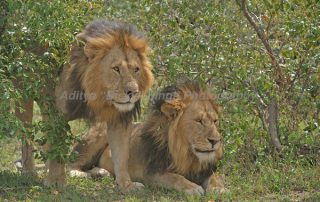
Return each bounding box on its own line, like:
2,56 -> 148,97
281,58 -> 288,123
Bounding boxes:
45,160 -> 66,188
118,181 -> 145,193
185,184 -> 205,196
89,167 -> 111,178
97,168 -> 110,177
207,186 -> 229,194
69,169 -> 91,178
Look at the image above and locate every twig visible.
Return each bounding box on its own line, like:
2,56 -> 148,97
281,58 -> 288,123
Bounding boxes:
237,0 -> 282,150
238,0 -> 286,88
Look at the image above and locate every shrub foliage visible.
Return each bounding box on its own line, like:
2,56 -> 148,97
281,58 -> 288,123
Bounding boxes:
0,0 -> 319,164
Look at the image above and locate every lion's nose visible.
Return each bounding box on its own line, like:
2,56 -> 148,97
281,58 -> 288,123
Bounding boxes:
125,82 -> 139,99
126,90 -> 138,99
208,138 -> 220,148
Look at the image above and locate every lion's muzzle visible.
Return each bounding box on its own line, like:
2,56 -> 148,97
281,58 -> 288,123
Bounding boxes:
125,81 -> 139,100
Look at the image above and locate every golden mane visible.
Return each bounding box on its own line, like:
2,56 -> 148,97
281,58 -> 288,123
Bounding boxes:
56,20 -> 153,123
140,81 -> 220,184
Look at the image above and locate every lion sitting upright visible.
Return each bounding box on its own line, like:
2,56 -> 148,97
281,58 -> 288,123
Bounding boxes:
16,19 -> 154,192
75,81 -> 225,195
54,19 -> 154,191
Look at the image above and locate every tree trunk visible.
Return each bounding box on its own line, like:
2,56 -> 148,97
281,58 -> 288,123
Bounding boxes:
0,1 -> 8,39
238,0 -> 283,150
266,97 -> 282,150
15,99 -> 35,173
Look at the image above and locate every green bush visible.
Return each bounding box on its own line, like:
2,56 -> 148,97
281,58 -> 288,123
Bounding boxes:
1,0 -> 319,164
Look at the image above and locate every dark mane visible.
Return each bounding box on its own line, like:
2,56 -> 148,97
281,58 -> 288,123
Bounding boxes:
78,19 -> 146,42
151,80 -> 202,111
57,19 -> 145,124
140,80 -> 218,185
63,47 -> 92,121
62,62 -> 141,125
140,121 -> 172,174
185,164 -> 217,185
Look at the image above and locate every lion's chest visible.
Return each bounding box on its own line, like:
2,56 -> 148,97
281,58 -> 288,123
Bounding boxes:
185,165 -> 217,185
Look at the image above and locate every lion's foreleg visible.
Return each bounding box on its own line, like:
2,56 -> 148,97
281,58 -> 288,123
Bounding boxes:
45,159 -> 66,187
15,99 -> 35,174
203,172 -> 228,193
43,127 -> 66,187
38,99 -> 67,187
107,124 -> 144,192
71,122 -> 108,170
147,172 -> 204,195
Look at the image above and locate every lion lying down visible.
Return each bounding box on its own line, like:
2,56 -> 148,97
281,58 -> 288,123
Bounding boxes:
70,81 -> 226,195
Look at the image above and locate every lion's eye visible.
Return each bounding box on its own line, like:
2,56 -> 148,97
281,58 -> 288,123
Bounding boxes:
112,66 -> 120,73
195,119 -> 203,124
134,67 -> 140,73
213,119 -> 218,124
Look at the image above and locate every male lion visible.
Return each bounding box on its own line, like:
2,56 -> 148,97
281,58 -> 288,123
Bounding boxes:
73,81 -> 225,195
15,19 -> 153,192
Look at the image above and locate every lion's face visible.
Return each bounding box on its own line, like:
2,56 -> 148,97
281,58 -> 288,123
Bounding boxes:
143,81 -> 222,175
177,100 -> 223,163
97,46 -> 148,112
161,95 -> 223,165
77,21 -> 154,117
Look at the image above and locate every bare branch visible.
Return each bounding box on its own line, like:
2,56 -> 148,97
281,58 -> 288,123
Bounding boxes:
265,14 -> 274,40
238,0 -> 286,88
238,0 -> 283,150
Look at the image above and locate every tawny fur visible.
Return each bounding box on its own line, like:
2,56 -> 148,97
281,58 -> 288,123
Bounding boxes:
72,81 -> 226,195
146,83 -> 220,176
55,20 -> 153,122
16,19 -> 154,191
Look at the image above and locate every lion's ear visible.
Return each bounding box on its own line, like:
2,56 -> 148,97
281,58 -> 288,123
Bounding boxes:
76,32 -> 96,61
160,99 -> 185,119
77,32 -> 114,61
76,32 -> 91,43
